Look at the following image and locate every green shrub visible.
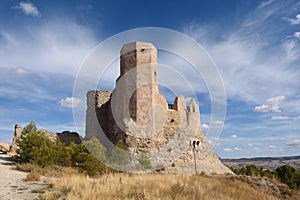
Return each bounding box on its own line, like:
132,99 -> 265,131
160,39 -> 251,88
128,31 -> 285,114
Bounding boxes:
65,139 -> 107,176
15,122 -> 108,176
246,165 -> 260,176
110,140 -> 129,170
138,153 -> 152,170
233,164 -> 300,190
275,165 -> 298,189
83,136 -> 107,163
294,171 -> 300,189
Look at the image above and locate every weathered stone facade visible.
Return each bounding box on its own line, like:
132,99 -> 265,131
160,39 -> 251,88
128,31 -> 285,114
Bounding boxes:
85,42 -> 232,175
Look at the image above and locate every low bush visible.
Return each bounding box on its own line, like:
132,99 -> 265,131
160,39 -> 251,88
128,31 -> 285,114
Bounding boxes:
138,153 -> 152,170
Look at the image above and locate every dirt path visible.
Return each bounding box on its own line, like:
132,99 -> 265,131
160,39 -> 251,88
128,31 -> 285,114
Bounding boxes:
0,152 -> 48,200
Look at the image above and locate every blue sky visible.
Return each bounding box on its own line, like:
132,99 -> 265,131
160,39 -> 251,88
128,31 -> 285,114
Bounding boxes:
0,0 -> 299,158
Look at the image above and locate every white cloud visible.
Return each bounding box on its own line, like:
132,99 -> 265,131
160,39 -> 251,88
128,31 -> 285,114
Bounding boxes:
0,20 -> 97,76
183,2 -> 300,105
283,39 -> 300,61
231,134 -> 238,138
223,148 -> 233,152
59,97 -> 82,108
271,116 -> 291,120
287,14 -> 300,25
293,32 -> 300,39
284,140 -> 300,148
0,67 -> 60,102
258,0 -> 275,9
15,67 -> 30,75
201,123 -> 209,130
15,2 -> 41,17
254,95 -> 285,112
234,147 -> 239,151
213,120 -> 224,125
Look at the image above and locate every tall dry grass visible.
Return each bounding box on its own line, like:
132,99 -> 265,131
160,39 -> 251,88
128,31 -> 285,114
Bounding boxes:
44,173 -> 282,200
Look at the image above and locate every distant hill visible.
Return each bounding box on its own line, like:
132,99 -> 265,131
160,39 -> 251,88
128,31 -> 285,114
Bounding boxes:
222,156 -> 300,171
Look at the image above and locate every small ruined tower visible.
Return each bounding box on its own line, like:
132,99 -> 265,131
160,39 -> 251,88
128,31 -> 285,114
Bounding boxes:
14,124 -> 22,138
10,124 -> 22,154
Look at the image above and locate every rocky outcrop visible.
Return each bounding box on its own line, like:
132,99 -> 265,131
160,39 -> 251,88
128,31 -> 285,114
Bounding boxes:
57,131 -> 82,146
0,142 -> 10,153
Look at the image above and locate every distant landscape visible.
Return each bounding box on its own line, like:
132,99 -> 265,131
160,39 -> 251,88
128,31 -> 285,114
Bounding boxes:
223,156 -> 300,171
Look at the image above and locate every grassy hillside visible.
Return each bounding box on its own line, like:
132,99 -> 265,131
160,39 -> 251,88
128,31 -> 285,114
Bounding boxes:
39,172 -> 299,200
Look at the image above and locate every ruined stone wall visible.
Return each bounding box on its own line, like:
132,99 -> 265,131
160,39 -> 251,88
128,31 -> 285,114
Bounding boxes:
85,90 -> 111,139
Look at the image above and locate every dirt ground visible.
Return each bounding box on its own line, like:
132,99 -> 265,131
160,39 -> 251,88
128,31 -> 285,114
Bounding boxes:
0,152 -> 48,200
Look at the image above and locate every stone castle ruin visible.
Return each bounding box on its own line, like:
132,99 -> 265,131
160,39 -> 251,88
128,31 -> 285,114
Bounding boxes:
86,42 -> 232,174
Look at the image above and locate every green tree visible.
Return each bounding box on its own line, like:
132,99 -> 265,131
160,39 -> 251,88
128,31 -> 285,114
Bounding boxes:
22,121 -> 37,133
110,140 -> 129,169
66,141 -> 107,176
16,122 -> 59,167
294,171 -> 300,189
246,165 -> 260,176
275,165 -> 296,189
15,122 -> 109,176
83,137 -> 107,163
53,139 -> 71,166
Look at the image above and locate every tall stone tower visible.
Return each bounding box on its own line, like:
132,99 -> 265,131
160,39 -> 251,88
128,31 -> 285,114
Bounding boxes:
117,42 -> 159,125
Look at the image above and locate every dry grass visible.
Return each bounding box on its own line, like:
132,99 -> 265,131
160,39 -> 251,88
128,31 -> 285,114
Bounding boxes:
44,173 -> 283,200
15,164 -> 298,199
25,171 -> 40,181
15,163 -> 77,178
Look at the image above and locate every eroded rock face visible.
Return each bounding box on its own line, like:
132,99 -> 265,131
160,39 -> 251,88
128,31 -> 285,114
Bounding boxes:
0,142 -> 10,152
85,42 -> 233,175
57,131 -> 82,146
